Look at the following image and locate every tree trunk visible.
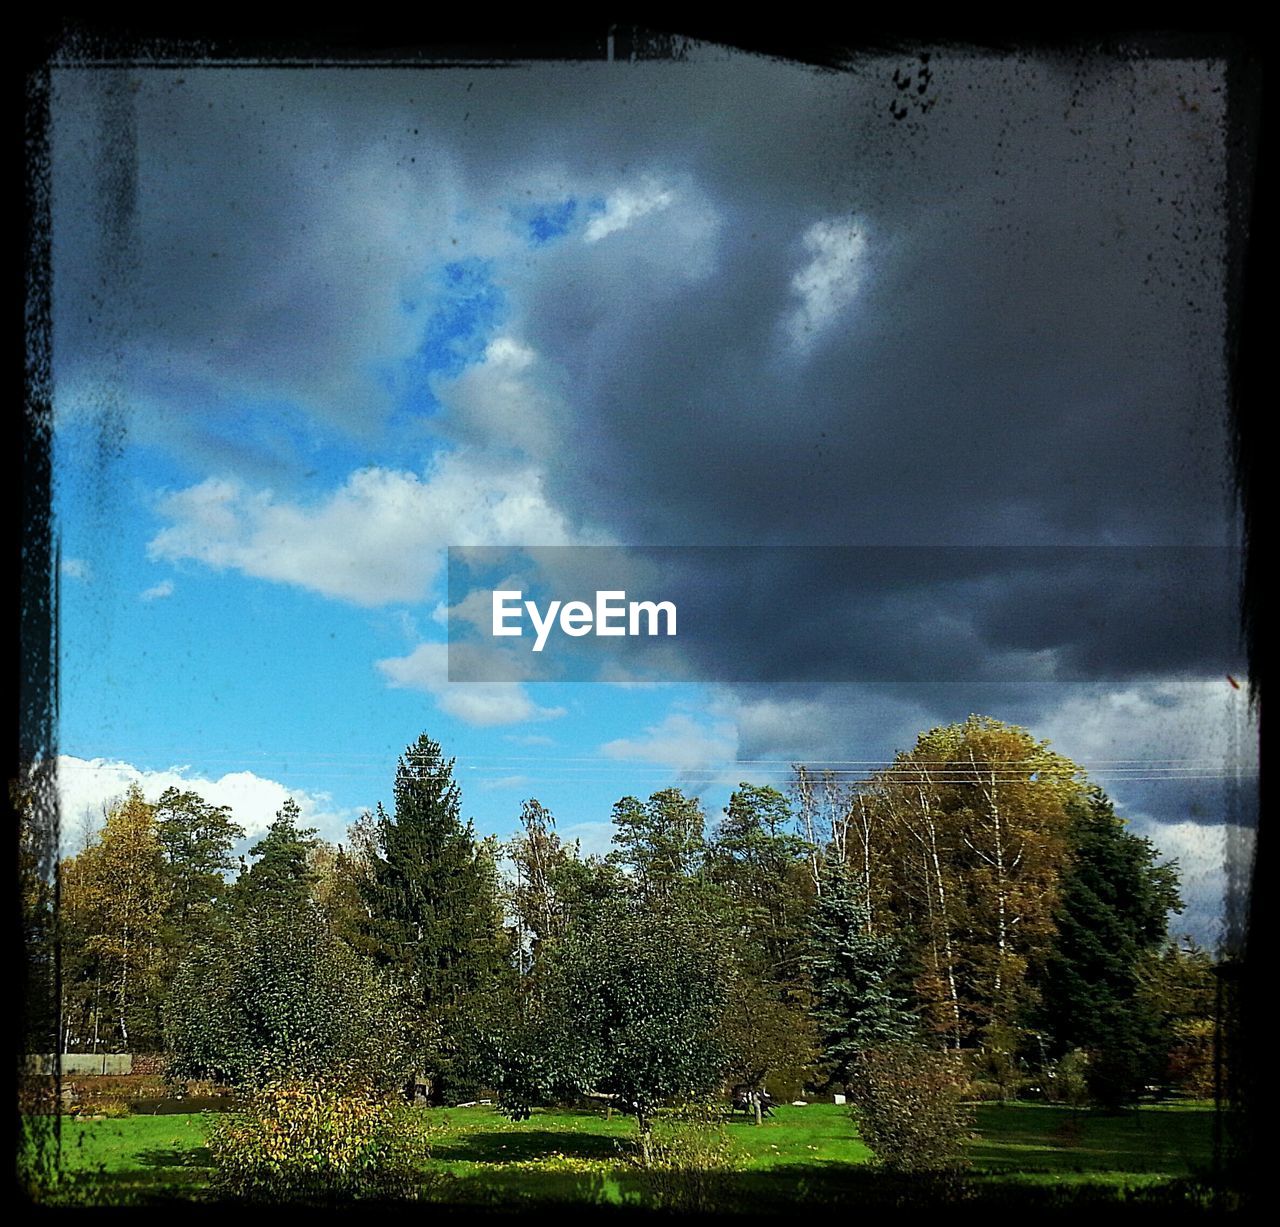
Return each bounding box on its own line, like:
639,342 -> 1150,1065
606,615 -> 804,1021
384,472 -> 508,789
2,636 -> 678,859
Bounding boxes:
637,1110 -> 653,1168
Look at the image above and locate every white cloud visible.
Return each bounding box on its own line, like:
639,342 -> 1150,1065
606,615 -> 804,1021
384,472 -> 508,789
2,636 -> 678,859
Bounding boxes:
1034,678 -> 1260,820
61,557 -> 91,581
375,641 -> 565,728
1129,816 -> 1253,948
56,754 -> 358,854
140,579 -> 174,601
600,711 -> 738,773
434,336 -> 565,460
477,774 -> 533,792
584,180 -> 676,243
558,820 -> 615,859
784,216 -> 866,349
147,451 -> 577,607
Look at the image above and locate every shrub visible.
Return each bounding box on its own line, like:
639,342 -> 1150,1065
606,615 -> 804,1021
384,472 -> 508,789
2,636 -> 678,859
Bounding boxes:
850,1043 -> 974,1173
629,1104 -> 744,1213
1042,1048 -> 1091,1107
207,1078 -> 436,1204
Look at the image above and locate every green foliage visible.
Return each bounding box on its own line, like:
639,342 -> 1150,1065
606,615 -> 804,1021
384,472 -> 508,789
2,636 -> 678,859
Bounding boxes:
156,787 -> 244,926
1032,787 -> 1180,1106
59,783 -> 169,1052
164,902 -> 415,1092
1041,1048 -> 1091,1107
969,1023 -> 1030,1103
808,865 -> 916,1089
1138,939 -> 1219,1098
708,783 -> 814,986
717,978 -> 819,1100
607,788 -> 707,904
235,799 -> 318,914
492,897 -> 732,1131
207,1078 -> 436,1203
357,734 -> 512,1099
850,1043 -> 974,1173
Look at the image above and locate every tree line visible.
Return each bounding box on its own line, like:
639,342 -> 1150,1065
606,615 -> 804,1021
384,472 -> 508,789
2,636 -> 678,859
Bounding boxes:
48,715 -> 1219,1137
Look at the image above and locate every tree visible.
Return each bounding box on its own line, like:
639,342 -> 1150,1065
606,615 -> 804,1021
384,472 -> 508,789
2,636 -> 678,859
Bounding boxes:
1031,787 -> 1182,1106
154,787 -> 244,982
608,788 -> 707,905
59,783 -> 169,1052
236,798 -> 318,914
307,840 -> 375,956
155,787 -> 244,925
492,896 -> 732,1164
866,717 -> 1084,1048
357,734 -> 510,1101
165,900 -> 414,1092
504,798 -> 585,969
807,865 -> 916,1091
716,976 -> 818,1107
1138,938 -> 1219,1098
708,783 -> 814,987
850,1042 -> 973,1174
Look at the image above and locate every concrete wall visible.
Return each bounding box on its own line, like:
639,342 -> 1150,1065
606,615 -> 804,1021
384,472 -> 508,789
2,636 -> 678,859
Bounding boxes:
24,1054 -> 133,1076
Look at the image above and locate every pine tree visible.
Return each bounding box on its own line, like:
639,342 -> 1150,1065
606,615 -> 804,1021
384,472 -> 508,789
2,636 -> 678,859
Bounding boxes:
358,734 -> 509,1100
236,798 -> 318,915
808,865 -> 916,1091
607,788 -> 707,905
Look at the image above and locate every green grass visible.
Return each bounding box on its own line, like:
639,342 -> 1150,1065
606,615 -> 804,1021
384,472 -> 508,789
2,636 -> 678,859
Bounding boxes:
42,1113 -> 213,1203
969,1101 -> 1215,1187
27,1099 -> 1218,1208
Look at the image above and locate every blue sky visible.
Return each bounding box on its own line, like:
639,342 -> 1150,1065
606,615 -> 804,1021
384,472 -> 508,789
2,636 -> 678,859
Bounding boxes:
47,53 -> 1256,944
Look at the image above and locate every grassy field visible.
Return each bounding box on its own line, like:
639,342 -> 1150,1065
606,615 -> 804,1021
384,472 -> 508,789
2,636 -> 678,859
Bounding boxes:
32,1100 -> 1218,1208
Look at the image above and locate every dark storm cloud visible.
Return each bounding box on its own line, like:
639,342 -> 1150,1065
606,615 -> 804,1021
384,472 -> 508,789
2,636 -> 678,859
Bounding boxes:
50,49 -> 1245,839
450,546 -> 1242,684
53,54 -> 1229,540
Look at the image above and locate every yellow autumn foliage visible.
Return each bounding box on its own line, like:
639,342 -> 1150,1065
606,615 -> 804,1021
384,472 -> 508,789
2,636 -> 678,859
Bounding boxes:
207,1078 -> 437,1203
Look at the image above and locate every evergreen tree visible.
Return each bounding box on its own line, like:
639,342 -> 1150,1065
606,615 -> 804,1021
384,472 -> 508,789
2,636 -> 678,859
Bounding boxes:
358,734 -> 510,1100
1031,787 -> 1183,1106
808,865 -> 916,1091
236,798 -> 318,914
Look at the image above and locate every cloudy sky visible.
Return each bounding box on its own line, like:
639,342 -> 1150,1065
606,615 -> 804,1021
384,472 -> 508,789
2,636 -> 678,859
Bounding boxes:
48,41 -> 1256,944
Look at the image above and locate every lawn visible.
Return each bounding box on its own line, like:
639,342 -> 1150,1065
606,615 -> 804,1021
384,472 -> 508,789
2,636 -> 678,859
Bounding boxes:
31,1099 -> 1218,1208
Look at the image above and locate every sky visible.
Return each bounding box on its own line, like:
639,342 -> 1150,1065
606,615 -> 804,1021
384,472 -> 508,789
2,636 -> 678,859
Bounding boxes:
46,42 -> 1257,946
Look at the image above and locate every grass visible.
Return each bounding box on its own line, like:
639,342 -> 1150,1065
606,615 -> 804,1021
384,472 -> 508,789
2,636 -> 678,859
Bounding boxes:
968,1101 -> 1215,1187
27,1099 -> 1218,1208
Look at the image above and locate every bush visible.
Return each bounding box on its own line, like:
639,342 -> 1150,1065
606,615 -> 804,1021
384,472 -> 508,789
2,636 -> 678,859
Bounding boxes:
207,1078 -> 436,1204
970,1027 -> 1029,1103
629,1104 -> 744,1213
850,1043 -> 974,1173
1041,1048 -> 1090,1107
